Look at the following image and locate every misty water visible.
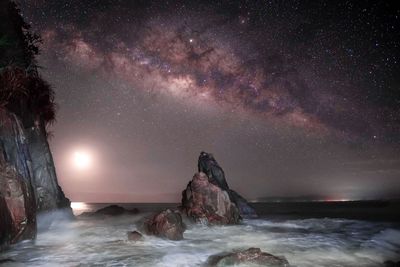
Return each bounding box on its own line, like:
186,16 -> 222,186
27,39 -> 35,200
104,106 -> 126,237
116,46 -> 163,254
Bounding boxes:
1,203 -> 400,267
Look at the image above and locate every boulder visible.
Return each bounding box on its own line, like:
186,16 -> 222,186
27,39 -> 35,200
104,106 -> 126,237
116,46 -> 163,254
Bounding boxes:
143,209 -> 185,240
127,231 -> 143,241
181,172 -> 241,225
197,152 -> 257,218
207,247 -> 289,267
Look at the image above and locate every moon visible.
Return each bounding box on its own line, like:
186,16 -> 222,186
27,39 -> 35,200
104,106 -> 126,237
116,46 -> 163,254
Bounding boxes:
72,150 -> 92,170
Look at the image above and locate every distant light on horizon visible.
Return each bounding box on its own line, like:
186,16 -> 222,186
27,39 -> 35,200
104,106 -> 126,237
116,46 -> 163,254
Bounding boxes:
72,150 -> 93,170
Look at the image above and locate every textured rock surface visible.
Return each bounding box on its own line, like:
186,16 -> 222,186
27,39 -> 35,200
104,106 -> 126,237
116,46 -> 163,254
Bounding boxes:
181,172 -> 241,225
197,151 -> 257,218
0,0 -> 72,215
143,209 -> 185,240
0,110 -> 36,249
26,123 -> 71,213
207,247 -> 289,267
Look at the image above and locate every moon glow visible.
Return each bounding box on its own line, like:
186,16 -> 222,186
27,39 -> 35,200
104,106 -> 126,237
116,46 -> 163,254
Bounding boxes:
72,150 -> 92,170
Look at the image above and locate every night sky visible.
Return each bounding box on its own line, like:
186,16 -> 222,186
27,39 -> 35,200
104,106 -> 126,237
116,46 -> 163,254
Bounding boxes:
18,0 -> 400,202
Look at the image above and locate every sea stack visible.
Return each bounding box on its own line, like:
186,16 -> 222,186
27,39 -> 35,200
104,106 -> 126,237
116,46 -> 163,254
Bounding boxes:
181,152 -> 257,224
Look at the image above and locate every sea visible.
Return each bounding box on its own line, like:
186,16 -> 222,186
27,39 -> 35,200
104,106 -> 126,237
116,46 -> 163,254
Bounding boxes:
0,201 -> 399,267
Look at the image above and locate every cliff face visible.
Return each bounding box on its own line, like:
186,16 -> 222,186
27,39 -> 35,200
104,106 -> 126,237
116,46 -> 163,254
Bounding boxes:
0,109 -> 37,249
27,123 -> 71,211
0,1 -> 72,249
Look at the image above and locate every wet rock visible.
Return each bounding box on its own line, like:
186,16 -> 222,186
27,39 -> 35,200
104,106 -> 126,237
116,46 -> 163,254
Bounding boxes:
143,209 -> 185,240
26,123 -> 73,214
197,151 -> 257,218
0,110 -> 36,249
181,172 -> 241,225
207,248 -> 289,267
127,231 -> 143,241
228,190 -> 258,219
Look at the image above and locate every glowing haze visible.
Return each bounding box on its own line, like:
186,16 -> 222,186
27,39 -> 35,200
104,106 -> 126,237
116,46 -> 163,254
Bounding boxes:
18,0 -> 400,202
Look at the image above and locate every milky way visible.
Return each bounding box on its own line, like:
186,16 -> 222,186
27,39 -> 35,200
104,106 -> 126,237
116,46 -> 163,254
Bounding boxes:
18,0 -> 400,201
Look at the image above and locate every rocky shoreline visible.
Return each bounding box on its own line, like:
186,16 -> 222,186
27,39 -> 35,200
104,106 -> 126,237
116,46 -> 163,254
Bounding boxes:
71,152 -> 288,266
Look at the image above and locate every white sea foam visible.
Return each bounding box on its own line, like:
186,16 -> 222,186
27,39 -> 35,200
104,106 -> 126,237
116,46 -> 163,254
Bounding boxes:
1,215 -> 399,266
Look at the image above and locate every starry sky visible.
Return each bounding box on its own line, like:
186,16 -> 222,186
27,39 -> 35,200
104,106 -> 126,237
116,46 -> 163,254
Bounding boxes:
18,0 -> 400,202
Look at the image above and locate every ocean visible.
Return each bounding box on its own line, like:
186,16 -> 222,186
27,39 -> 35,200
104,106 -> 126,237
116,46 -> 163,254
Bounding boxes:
0,201 -> 399,266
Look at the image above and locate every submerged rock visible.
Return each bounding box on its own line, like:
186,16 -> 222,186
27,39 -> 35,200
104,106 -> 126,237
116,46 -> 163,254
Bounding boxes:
143,209 -> 185,240
95,205 -> 126,215
127,231 -> 143,241
197,151 -> 257,218
79,205 -> 139,218
206,247 -> 289,267
181,172 -> 241,225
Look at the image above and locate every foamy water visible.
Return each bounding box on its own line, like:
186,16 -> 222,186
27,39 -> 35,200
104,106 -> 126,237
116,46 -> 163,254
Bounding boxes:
1,208 -> 400,266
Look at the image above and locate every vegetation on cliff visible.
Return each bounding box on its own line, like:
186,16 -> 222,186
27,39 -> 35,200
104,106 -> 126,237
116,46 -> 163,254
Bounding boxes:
0,1 -> 72,249
0,1 -> 56,130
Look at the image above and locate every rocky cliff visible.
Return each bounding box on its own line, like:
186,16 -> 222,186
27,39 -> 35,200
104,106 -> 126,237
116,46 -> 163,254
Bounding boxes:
0,109 -> 36,250
0,1 -> 72,249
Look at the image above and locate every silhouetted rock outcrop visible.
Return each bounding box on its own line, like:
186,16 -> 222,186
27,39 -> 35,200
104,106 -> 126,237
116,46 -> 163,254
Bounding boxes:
79,205 -> 139,218
198,152 -> 230,191
206,247 -> 289,267
181,172 -> 241,224
182,151 -> 257,220
95,205 -> 126,216
143,209 -> 185,240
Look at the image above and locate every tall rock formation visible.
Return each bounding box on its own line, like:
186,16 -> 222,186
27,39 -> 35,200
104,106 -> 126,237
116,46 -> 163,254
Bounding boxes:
197,151 -> 257,218
1,1 -> 72,249
181,152 -> 257,224
26,123 -> 71,211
